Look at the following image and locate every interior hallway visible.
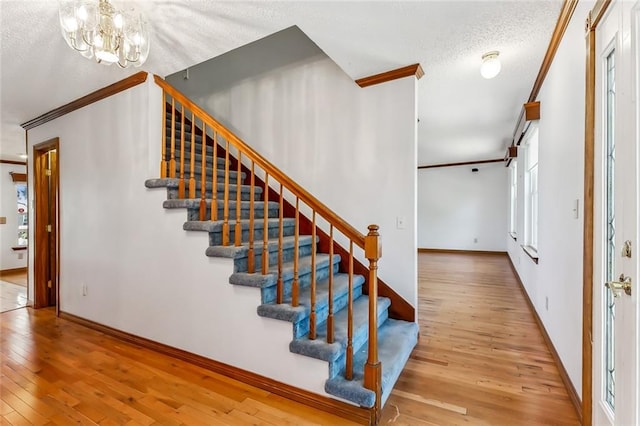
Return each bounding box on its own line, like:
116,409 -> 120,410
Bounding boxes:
379,252 -> 580,425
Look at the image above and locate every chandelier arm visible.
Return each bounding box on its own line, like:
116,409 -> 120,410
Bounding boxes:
81,29 -> 95,49
68,33 -> 92,53
126,48 -> 141,63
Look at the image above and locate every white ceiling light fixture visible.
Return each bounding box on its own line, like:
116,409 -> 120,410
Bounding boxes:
480,51 -> 501,79
58,0 -> 150,68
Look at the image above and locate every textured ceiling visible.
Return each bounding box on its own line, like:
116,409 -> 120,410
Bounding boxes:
0,1 -> 562,164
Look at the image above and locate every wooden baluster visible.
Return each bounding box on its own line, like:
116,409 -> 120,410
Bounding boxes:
261,173 -> 269,274
248,162 -> 255,273
235,152 -> 242,246
276,184 -> 284,304
309,211 -> 317,340
160,91 -> 167,178
169,98 -> 176,178
211,131 -> 218,221
222,140 -> 230,245
198,123 -> 206,221
178,105 -> 185,198
327,225 -> 334,343
346,240 -> 354,380
292,197 -> 299,306
188,112 -> 196,198
363,225 -> 382,421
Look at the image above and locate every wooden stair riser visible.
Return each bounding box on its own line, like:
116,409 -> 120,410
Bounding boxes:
260,259 -> 340,305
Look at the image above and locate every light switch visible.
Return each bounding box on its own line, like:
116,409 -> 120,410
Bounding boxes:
573,199 -> 580,219
396,216 -> 406,230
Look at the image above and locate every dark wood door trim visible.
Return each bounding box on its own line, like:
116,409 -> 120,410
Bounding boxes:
32,138 -> 60,314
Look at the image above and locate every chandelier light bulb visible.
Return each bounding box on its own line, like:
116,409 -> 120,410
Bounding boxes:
114,13 -> 123,29
76,5 -> 88,21
58,0 -> 150,68
480,51 -> 501,79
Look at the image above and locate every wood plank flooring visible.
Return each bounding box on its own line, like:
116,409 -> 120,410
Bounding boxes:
0,271 -> 27,288
0,281 -> 27,313
378,252 -> 580,425
0,253 -> 580,425
0,308 -> 360,425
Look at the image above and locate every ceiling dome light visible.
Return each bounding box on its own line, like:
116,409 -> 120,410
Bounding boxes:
480,51 -> 501,79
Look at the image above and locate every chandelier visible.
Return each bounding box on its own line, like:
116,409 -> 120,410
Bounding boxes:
58,0 -> 150,68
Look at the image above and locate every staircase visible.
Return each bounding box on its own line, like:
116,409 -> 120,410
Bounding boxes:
145,76 -> 418,424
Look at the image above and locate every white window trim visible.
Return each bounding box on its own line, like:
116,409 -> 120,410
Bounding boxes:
523,124 -> 539,258
509,161 -> 518,239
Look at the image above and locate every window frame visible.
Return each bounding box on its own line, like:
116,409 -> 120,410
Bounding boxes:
523,124 -> 539,255
509,161 -> 518,239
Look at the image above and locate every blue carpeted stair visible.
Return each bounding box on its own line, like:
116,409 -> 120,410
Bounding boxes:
145,110 -> 418,410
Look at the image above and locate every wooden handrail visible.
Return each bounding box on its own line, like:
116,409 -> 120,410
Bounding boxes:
155,74 -> 382,416
153,75 -> 367,249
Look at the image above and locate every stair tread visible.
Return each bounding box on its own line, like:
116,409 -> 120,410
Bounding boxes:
206,234 -> 317,259
229,253 -> 340,289
256,273 -> 365,324
183,218 -> 294,233
146,178 -> 262,194
163,199 -> 278,210
324,318 -> 419,408
288,296 -> 391,362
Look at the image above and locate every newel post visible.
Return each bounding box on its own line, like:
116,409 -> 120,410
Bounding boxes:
364,224 -> 382,422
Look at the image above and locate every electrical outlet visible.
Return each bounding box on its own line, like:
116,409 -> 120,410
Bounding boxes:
545,296 -> 549,311
473,237 -> 478,243
18,253 -> 24,260
82,284 -> 88,296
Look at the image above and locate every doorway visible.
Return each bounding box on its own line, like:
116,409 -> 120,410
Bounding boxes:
33,138 -> 59,312
591,1 -> 639,425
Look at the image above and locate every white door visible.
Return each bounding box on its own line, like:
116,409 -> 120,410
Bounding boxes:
593,1 -> 639,425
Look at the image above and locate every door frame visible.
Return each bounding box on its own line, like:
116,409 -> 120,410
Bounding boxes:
32,137 -> 60,314
583,1 -> 627,424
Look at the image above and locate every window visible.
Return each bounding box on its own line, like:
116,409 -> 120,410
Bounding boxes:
524,126 -> 539,251
509,161 -> 518,236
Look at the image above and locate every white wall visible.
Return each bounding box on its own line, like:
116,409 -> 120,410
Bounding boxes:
418,163 -> 508,251
507,0 -> 591,396
27,77 -> 331,398
0,163 -> 27,270
167,27 -> 418,308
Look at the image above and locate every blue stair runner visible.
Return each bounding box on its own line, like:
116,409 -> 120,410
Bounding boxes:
145,112 -> 418,409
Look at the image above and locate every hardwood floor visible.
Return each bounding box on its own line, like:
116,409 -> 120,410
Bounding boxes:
0,270 -> 27,287
0,308 -> 360,425
379,252 -> 580,425
0,281 -> 27,313
0,254 -> 580,425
